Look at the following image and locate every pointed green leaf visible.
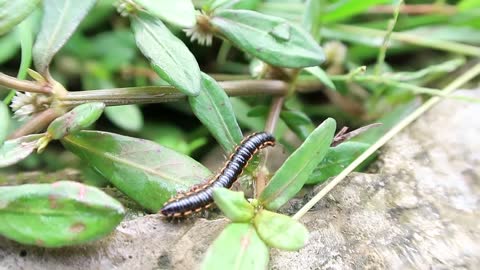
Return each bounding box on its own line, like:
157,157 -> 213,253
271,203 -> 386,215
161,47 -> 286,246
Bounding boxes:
189,73 -> 243,153
213,188 -> 254,223
61,131 -> 211,212
133,0 -> 196,28
305,66 -> 336,90
211,9 -> 325,68
323,0 -> 391,23
0,134 -> 43,168
0,0 -> 40,35
47,102 -> 105,140
307,141 -> 370,185
259,118 -> 336,210
0,181 -> 124,247
201,223 -> 269,270
33,0 -> 97,75
254,210 -> 308,251
105,105 -> 144,132
0,102 -> 10,145
302,0 -> 323,41
280,110 -> 314,141
132,13 -> 201,95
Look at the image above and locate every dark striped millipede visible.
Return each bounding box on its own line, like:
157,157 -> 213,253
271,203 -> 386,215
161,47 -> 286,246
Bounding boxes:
160,132 -> 275,218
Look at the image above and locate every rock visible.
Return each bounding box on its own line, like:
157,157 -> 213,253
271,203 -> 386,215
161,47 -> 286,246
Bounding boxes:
270,90 -> 480,269
0,90 -> 479,269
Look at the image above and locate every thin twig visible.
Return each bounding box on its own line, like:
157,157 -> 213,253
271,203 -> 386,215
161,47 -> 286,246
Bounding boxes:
9,108 -> 63,139
375,0 -> 402,75
293,61 -> 480,220
0,72 -> 51,94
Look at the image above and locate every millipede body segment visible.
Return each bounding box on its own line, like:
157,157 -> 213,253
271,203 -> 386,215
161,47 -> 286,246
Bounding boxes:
160,132 -> 275,218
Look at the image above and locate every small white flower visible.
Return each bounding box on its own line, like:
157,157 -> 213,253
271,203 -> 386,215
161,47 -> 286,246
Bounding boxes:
10,92 -> 51,120
184,11 -> 213,46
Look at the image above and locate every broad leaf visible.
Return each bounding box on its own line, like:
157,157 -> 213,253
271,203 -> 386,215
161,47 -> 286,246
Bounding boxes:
33,0 -> 97,75
213,188 -> 254,223
47,102 -> 105,140
0,134 -> 43,168
254,210 -> 308,251
305,66 -> 336,90
306,141 -> 370,185
132,13 -> 201,95
201,223 -> 269,270
259,118 -> 336,210
61,131 -> 211,212
0,0 -> 40,35
133,0 -> 196,28
211,9 -> 325,68
0,181 -> 124,247
105,105 -> 144,132
0,102 -> 9,145
189,73 -> 243,153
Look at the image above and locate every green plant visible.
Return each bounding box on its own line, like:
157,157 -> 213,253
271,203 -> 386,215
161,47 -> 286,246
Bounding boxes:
1,0 -> 479,268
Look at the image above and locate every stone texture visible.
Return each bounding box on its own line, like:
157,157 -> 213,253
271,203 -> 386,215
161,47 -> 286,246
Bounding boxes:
0,90 -> 479,270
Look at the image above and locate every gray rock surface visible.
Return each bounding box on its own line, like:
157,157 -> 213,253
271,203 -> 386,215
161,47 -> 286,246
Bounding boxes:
0,90 -> 479,270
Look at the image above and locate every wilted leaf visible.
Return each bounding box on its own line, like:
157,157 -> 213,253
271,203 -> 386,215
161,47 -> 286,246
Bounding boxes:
306,141 -> 370,185
0,134 -> 43,168
132,13 -> 201,95
213,188 -> 254,222
62,131 -> 211,211
134,0 -> 196,28
254,210 -> 308,251
259,118 -> 336,210
0,0 -> 40,35
33,0 -> 97,75
201,223 -> 269,270
0,181 -> 124,247
105,105 -> 144,132
211,9 -> 325,68
189,73 -> 243,153
47,102 -> 105,140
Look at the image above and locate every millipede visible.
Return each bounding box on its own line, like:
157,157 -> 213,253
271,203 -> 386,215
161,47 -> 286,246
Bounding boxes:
160,132 -> 275,218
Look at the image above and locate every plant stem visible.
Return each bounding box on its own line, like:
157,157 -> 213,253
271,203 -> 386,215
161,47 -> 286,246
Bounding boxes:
368,4 -> 456,14
293,61 -> 480,220
59,81 -> 289,107
9,108 -> 63,139
375,0 -> 402,75
327,25 -> 480,57
0,73 -> 51,94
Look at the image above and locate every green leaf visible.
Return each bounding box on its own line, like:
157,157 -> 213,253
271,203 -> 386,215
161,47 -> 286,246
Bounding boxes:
213,188 -> 254,223
459,0 -> 480,10
131,13 -> 201,95
133,0 -> 196,28
230,97 -> 264,131
61,131 -> 211,212
105,105 -> 144,132
280,110 -> 314,141
47,102 -> 105,140
33,0 -> 97,75
302,0 -> 323,41
0,134 -> 43,168
201,223 -> 269,270
211,9 -> 325,68
0,31 -> 20,64
0,0 -> 40,35
254,210 -> 308,251
306,141 -> 370,185
304,66 -> 336,90
0,102 -> 10,145
259,118 -> 336,210
0,181 -> 124,247
189,73 -> 243,153
323,0 -> 391,23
